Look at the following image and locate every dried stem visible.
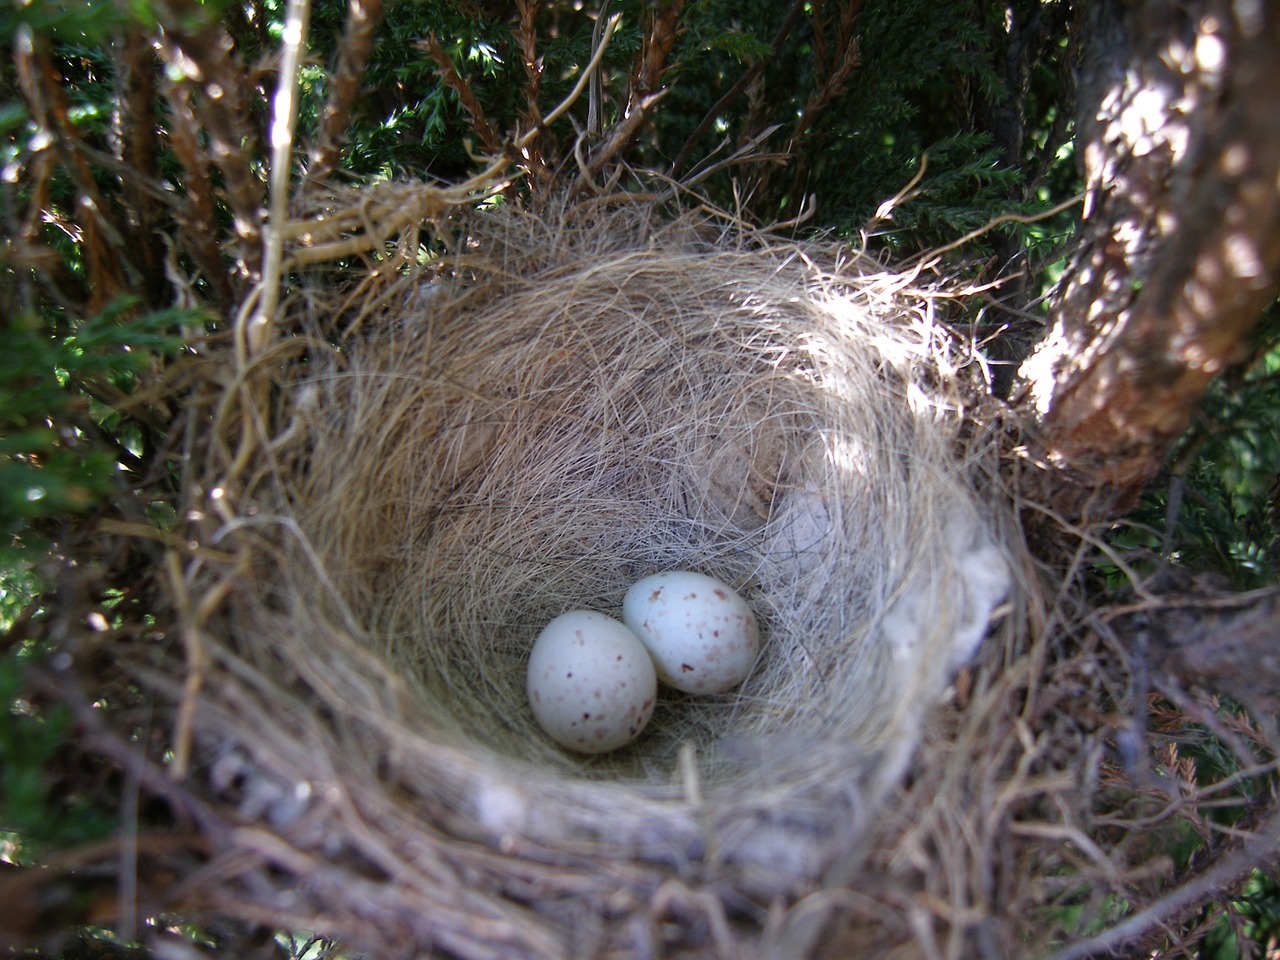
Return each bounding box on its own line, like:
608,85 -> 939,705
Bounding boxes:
514,0 -> 545,169
670,0 -> 807,176
422,34 -> 503,155
309,0 -> 385,182
1046,809 -> 1280,960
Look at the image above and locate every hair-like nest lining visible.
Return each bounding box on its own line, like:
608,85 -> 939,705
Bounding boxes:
162,196 -> 1029,957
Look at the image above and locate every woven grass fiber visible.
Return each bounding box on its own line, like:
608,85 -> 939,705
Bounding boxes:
149,191 -> 1036,958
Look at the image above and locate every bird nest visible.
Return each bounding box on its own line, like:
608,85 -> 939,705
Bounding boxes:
65,191 -> 1068,957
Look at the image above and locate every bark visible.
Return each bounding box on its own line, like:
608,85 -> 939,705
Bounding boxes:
1019,0 -> 1280,520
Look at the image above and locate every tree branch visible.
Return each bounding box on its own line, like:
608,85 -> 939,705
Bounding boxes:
1020,0 -> 1280,520
1047,805 -> 1280,960
670,0 -> 808,176
308,0 -> 385,182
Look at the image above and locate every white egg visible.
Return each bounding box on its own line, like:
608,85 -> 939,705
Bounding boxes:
526,610 -> 657,754
622,571 -> 760,694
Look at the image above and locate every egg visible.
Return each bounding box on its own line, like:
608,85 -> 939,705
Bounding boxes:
526,610 -> 658,754
622,571 -> 760,694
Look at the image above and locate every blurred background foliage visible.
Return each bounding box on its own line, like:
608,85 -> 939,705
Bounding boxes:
0,0 -> 1276,956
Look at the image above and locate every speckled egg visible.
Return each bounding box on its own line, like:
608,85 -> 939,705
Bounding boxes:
622,571 -> 760,694
526,610 -> 658,754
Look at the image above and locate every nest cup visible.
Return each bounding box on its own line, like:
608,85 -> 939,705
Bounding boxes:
192,199 -> 1021,956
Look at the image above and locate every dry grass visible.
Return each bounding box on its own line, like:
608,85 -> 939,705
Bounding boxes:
118,189 -> 1049,957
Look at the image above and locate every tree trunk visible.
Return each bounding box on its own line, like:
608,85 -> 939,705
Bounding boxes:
1020,0 -> 1280,520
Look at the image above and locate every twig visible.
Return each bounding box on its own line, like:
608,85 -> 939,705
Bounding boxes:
656,123 -> 785,197
905,192 -> 1086,266
587,0 -> 612,140
157,13 -> 265,273
114,30 -> 167,307
865,154 -> 930,234
247,0 -> 311,362
632,0 -> 682,96
671,0 -> 808,175
14,26 -> 134,306
278,16 -> 621,270
524,14 -> 620,141
1019,498 -> 1159,603
1047,810 -> 1280,960
421,34 -> 502,154
790,0 -> 863,144
770,0 -> 862,209
514,0 -> 544,151
309,0 -> 384,182
162,81 -> 234,308
579,90 -> 667,186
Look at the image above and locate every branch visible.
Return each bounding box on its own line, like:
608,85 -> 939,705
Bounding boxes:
308,0 -> 385,182
1020,0 -> 1280,519
161,82 -> 235,309
156,4 -> 266,277
421,35 -> 503,155
1148,585 -> 1280,704
246,0 -> 311,362
514,0 -> 544,148
1048,808 -> 1280,960
670,0 -> 808,176
114,31 -> 168,308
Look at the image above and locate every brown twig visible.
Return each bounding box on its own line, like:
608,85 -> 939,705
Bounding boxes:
580,90 -> 668,188
790,0 -> 863,144
587,0 -> 612,140
775,0 -> 864,208
161,82 -> 236,310
309,0 -> 385,182
166,104 -> 233,305
156,3 -> 265,278
421,34 -> 503,155
114,31 -> 168,308
670,0 -> 808,176
14,26 -> 133,310
1047,808 -> 1280,960
633,0 -> 684,96
514,0 -> 545,169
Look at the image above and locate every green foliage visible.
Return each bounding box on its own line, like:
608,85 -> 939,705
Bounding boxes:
703,29 -> 773,65
323,1 -> 600,178
1224,871 -> 1280,955
0,300 -> 189,565
0,299 -> 185,868
0,649 -> 116,862
646,0 -> 1074,251
0,0 -> 145,45
291,0 -> 1073,255
1112,302 -> 1280,590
